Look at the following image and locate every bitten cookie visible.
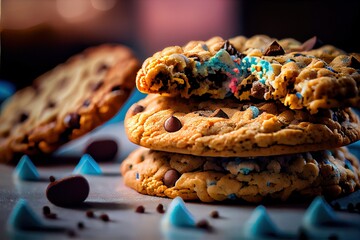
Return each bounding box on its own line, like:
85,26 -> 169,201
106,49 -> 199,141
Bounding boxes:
136,35 -> 359,113
120,147 -> 360,203
125,94 -> 360,157
0,45 -> 140,163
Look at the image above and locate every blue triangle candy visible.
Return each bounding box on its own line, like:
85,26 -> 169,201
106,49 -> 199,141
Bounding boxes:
73,154 -> 102,175
13,155 -> 40,181
243,205 -> 279,238
302,196 -> 337,226
162,197 -> 196,228
7,199 -> 45,230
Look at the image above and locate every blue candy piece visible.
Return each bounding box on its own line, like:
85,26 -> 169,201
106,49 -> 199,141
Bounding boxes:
303,196 -> 337,226
162,197 -> 195,228
73,154 -> 102,175
14,155 -> 40,181
7,199 -> 45,230
0,80 -> 15,102
249,106 -> 260,118
243,205 -> 279,238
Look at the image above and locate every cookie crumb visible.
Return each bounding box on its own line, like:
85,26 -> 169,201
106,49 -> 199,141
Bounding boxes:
100,213 -> 110,222
77,222 -> 84,229
86,210 -> 95,218
156,204 -> 165,214
210,210 -> 219,218
135,205 -> 145,213
49,176 -> 56,182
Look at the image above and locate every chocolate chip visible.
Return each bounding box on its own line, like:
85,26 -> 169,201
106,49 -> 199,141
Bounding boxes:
19,113 -> 29,123
196,219 -> 212,231
156,204 -> 165,214
349,56 -> 360,70
209,109 -> 229,119
301,36 -> 323,51
85,139 -> 118,162
133,105 -> 145,115
164,116 -> 182,132
163,169 -> 180,187
250,81 -> 266,99
64,113 -> 81,129
97,63 -> 109,73
77,222 -> 84,229
135,205 -> 145,213
49,176 -> 56,182
100,213 -> 110,222
86,210 -> 95,218
264,41 -> 285,56
46,175 -> 89,207
43,206 -> 51,215
222,40 -> 245,59
210,210 -> 219,218
92,81 -> 104,91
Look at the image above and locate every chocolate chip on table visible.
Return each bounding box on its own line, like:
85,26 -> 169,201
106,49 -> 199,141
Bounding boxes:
43,206 -> 51,215
77,222 -> 85,229
85,139 -> 118,162
100,213 -> 110,222
264,41 -> 285,56
86,210 -> 95,218
164,116 -> 182,132
156,204 -> 165,214
210,210 -> 219,218
196,219 -> 212,231
46,175 -> 90,207
209,109 -> 229,119
135,205 -> 145,213
132,105 -> 145,115
163,169 -> 180,187
45,213 -> 57,219
64,113 -> 81,129
49,176 -> 56,182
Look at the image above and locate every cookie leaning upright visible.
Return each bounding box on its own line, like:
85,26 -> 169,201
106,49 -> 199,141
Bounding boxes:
136,35 -> 360,113
0,45 -> 140,163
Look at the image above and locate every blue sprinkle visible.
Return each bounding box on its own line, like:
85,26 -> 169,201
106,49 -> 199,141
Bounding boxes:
227,193 -> 237,200
249,106 -> 260,118
136,172 -> 140,180
325,66 -> 337,73
266,182 -> 271,187
294,53 -> 305,57
285,59 -> 296,63
295,92 -> 302,99
259,79 -> 265,84
240,168 -> 251,175
344,159 -> 354,172
208,181 -> 217,186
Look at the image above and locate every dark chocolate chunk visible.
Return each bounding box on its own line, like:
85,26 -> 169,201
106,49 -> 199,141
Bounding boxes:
163,169 -> 180,187
264,41 -> 285,56
64,113 -> 81,129
49,176 -> 56,182
100,213 -> 110,222
301,36 -> 324,51
46,175 -> 89,207
222,40 -> 245,59
43,206 -> 51,215
210,210 -> 219,218
19,113 -> 29,123
133,105 -> 145,115
135,205 -> 145,213
250,81 -> 266,99
196,219 -> 212,231
349,56 -> 360,69
86,210 -> 95,218
85,139 -> 118,162
156,204 -> 165,214
164,116 -> 182,132
209,109 -> 229,119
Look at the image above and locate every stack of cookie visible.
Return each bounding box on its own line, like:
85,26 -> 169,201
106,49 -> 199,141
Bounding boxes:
121,35 -> 360,203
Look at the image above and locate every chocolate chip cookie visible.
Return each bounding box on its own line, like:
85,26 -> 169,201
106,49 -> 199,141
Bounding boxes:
125,94 -> 360,157
120,147 -> 360,203
136,35 -> 359,113
0,44 -> 140,163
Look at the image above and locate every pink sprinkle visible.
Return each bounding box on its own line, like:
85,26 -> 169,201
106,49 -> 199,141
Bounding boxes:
233,58 -> 240,64
229,78 -> 238,93
233,68 -> 239,74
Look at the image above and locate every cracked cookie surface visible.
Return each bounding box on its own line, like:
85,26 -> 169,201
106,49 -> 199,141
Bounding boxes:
0,45 -> 140,163
125,94 -> 360,157
136,35 -> 359,113
120,147 -> 360,203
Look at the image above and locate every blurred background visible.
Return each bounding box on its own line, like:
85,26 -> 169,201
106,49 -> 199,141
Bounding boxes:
1,0 -> 360,91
